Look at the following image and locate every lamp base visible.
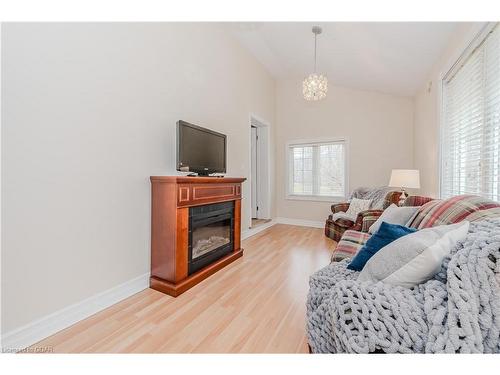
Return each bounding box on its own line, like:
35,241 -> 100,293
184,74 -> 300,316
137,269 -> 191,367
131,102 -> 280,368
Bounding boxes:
398,189 -> 408,206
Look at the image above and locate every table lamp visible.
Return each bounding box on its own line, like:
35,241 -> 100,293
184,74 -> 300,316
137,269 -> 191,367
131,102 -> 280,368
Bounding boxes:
389,169 -> 420,206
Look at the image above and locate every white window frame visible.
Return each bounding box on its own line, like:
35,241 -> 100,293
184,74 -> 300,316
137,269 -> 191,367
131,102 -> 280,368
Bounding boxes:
438,22 -> 498,198
285,137 -> 349,202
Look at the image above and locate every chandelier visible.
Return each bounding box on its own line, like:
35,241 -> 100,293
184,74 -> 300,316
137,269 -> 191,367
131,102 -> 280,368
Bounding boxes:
303,26 -> 328,101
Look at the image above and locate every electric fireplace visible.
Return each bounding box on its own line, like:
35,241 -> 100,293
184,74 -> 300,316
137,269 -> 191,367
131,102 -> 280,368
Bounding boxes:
189,201 -> 234,275
150,176 -> 245,297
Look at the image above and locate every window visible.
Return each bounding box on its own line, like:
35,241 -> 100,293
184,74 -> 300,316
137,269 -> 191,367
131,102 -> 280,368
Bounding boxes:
287,139 -> 347,200
441,23 -> 500,201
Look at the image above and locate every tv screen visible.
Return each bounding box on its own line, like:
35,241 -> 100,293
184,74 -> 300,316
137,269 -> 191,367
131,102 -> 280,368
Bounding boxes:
176,120 -> 227,175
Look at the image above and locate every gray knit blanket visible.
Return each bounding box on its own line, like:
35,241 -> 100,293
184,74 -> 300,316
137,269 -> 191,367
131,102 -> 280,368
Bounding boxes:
306,218 -> 500,353
350,186 -> 396,209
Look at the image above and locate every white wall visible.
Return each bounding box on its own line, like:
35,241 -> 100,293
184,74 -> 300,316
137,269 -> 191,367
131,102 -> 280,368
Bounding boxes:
1,23 -> 275,334
413,23 -> 484,197
275,81 -> 414,222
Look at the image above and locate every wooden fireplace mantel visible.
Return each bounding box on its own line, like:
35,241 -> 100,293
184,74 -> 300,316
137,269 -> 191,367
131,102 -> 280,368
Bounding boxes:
149,176 -> 246,297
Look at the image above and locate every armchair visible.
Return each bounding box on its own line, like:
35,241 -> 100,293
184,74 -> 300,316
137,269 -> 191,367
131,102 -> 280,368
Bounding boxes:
324,190 -> 401,242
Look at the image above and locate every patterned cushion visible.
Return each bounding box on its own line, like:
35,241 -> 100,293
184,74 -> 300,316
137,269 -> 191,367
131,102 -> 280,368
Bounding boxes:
331,230 -> 371,262
408,195 -> 500,229
360,213 -> 383,233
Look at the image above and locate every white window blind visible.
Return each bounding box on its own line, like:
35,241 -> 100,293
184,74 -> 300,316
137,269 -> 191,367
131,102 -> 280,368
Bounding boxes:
287,140 -> 347,199
441,24 -> 500,201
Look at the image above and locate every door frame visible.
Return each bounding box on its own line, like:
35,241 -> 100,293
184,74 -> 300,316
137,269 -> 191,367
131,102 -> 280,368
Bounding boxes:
250,126 -> 258,218
249,114 -> 271,223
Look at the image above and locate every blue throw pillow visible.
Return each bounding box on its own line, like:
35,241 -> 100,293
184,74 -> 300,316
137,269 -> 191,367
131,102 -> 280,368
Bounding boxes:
347,222 -> 417,271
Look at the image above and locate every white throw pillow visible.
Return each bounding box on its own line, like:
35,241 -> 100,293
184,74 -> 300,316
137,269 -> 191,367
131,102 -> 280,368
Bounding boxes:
368,204 -> 420,234
345,198 -> 372,219
358,221 -> 470,288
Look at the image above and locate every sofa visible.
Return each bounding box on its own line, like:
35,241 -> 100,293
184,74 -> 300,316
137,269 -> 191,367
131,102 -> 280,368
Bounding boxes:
331,195 -> 434,261
325,188 -> 402,242
307,194 -> 500,353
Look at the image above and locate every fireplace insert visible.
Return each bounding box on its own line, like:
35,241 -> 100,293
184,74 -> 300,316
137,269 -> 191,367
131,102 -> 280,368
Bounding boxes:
188,201 -> 234,275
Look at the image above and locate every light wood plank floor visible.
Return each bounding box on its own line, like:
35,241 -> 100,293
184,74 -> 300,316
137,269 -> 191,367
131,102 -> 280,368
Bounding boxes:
33,224 -> 334,353
251,218 -> 272,228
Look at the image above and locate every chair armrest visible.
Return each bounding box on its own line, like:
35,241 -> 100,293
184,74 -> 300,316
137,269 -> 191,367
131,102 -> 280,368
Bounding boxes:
352,209 -> 383,232
331,202 -> 350,214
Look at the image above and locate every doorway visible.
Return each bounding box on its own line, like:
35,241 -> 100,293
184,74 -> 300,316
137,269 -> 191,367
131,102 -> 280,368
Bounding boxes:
251,126 -> 258,219
249,115 -> 271,229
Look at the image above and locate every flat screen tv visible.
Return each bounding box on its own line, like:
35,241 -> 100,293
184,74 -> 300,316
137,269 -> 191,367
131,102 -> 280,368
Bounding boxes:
176,120 -> 227,176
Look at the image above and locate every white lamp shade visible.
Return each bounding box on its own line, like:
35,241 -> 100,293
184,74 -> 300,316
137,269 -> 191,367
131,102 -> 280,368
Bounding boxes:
389,169 -> 420,189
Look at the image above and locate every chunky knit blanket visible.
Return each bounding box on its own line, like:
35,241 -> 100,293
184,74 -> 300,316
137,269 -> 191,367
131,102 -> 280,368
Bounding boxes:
306,219 -> 500,353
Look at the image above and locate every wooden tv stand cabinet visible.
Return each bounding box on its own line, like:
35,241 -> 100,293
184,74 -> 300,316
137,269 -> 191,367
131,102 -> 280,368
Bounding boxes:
149,176 -> 246,297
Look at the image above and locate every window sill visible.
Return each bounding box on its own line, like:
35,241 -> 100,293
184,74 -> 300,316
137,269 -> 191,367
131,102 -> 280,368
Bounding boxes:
285,195 -> 346,203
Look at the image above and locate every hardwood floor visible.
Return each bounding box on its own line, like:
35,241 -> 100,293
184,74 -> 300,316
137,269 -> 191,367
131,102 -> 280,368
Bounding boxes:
251,218 -> 272,228
33,224 -> 334,353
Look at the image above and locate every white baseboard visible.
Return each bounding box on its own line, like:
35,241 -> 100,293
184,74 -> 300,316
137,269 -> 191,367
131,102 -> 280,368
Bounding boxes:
242,219 -> 277,240
275,217 -> 324,229
1,272 -> 150,351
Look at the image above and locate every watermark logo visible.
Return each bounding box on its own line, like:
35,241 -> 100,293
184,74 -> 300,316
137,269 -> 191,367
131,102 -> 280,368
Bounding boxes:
2,346 -> 54,354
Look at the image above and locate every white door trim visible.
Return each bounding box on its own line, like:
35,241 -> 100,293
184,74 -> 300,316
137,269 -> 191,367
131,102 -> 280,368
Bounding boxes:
249,114 -> 271,225
250,126 -> 258,218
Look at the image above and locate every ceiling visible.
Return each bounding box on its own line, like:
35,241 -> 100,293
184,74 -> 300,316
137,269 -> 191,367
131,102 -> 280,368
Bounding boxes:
228,22 -> 460,97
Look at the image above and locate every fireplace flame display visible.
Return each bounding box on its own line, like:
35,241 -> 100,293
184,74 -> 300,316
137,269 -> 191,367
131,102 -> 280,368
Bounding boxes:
188,201 -> 234,275
192,235 -> 230,259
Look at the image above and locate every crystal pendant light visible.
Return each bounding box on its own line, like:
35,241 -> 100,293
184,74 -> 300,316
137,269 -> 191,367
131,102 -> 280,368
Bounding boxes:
303,26 -> 328,101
